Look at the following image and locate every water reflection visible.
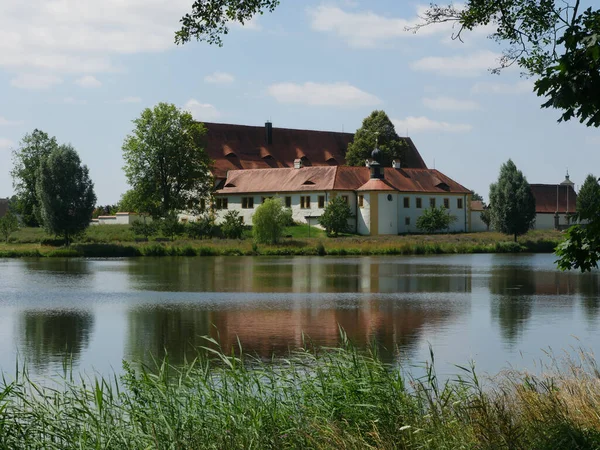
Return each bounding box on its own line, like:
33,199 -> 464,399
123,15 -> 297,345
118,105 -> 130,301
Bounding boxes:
19,310 -> 94,370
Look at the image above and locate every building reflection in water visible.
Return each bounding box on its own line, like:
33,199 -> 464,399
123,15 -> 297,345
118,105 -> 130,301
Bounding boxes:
125,257 -> 472,365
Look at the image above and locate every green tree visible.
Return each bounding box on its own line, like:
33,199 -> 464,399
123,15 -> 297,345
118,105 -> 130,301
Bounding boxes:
480,208 -> 491,231
187,214 -> 216,240
416,206 -> 457,233
131,220 -> 157,240
176,0 -> 280,45
576,174 -> 600,221
160,215 -> 186,241
11,129 -> 59,226
472,192 -> 484,202
37,145 -> 96,246
345,111 -> 406,167
221,210 -> 245,239
415,1 -> 600,127
122,103 -> 213,218
0,210 -> 19,243
319,196 -> 352,237
489,160 -> 536,242
252,198 -> 291,244
118,189 -> 142,213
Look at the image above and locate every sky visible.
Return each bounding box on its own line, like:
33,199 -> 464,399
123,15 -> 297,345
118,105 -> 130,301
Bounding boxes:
0,0 -> 599,204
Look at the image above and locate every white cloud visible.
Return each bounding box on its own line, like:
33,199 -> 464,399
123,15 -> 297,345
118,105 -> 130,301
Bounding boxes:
63,97 -> 87,105
75,75 -> 102,88
118,96 -> 142,103
423,96 -> 480,111
308,5 -> 460,48
0,116 -> 23,126
0,0 -> 194,75
0,138 -> 13,150
10,73 -> 63,89
183,99 -> 221,121
410,51 -> 501,77
471,80 -> 533,94
267,82 -> 381,107
204,72 -> 235,84
393,116 -> 472,133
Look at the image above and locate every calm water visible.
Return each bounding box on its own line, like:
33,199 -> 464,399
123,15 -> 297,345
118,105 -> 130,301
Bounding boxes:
0,254 -> 599,378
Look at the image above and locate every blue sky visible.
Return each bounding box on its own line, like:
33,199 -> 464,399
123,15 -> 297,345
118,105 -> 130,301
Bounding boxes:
1,0 -> 598,204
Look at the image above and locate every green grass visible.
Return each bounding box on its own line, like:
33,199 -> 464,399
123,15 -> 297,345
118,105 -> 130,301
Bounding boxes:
284,223 -> 327,239
0,336 -> 599,449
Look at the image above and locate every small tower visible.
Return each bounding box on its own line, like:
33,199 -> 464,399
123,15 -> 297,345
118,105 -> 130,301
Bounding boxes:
369,147 -> 383,179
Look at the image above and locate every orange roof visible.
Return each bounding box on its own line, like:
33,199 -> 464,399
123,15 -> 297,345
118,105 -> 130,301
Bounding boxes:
216,166 -> 471,195
471,200 -> 485,211
357,178 -> 397,191
530,184 -> 577,214
202,122 -> 428,179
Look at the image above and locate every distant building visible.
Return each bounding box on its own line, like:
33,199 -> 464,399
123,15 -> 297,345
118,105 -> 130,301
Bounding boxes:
470,200 -> 488,232
530,173 -> 577,230
90,212 -> 151,226
214,149 -> 472,236
202,121 -> 428,186
0,198 -> 8,218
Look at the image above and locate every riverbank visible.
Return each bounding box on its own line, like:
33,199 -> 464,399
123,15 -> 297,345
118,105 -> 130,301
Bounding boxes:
0,228 -> 562,258
1,340 -> 598,449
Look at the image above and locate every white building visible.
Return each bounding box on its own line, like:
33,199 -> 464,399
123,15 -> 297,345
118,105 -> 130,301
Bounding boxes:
214,152 -> 472,236
91,212 -> 152,226
530,174 -> 577,230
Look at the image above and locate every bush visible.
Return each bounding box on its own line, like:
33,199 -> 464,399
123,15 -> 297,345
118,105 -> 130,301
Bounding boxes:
319,196 -> 352,237
160,215 -> 185,241
416,206 -> 457,233
0,211 -> 19,243
131,220 -> 157,239
187,215 -> 215,240
221,211 -> 244,240
252,198 -> 290,244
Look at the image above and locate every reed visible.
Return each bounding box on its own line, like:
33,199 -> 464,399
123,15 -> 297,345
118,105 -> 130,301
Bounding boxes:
0,336 -> 598,449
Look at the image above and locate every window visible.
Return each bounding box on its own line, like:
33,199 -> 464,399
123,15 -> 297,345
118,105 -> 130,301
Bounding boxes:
341,195 -> 349,204
403,197 -> 410,208
457,198 -> 463,209
443,198 -> 449,209
285,196 -> 292,208
261,196 -> 272,204
405,217 -> 410,226
387,194 -> 393,201
300,196 -> 311,209
430,198 -> 436,208
358,195 -> 364,208
242,197 -> 254,209
215,198 -> 228,210
318,195 -> 325,208
416,198 -> 422,209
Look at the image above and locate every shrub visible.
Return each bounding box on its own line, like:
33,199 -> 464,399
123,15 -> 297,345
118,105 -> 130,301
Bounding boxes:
160,215 -> 185,241
0,211 -> 19,243
221,211 -> 244,240
252,198 -> 290,244
416,206 -> 457,233
319,196 -> 352,237
187,215 -> 215,240
131,220 -> 157,239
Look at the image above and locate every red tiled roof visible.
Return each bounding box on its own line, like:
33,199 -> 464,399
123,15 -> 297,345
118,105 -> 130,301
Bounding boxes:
216,166 -> 470,195
357,178 -> 397,191
202,122 -> 428,179
471,200 -> 484,211
0,199 -> 8,218
530,184 -> 577,214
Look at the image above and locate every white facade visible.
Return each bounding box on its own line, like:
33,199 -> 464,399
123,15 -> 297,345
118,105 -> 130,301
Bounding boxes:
533,213 -> 572,230
470,210 -> 488,232
93,212 -> 151,226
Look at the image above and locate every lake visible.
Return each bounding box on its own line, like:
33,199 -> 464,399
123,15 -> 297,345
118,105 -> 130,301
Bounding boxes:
0,254 -> 598,378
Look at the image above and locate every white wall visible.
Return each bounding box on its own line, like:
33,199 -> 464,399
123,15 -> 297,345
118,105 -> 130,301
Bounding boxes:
395,193 -> 468,233
215,192 -> 357,229
357,193 -> 371,235
378,192 -> 398,235
533,213 -> 572,230
470,210 -> 488,232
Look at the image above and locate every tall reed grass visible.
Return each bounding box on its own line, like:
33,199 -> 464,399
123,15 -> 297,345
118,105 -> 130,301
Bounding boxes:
0,334 -> 599,449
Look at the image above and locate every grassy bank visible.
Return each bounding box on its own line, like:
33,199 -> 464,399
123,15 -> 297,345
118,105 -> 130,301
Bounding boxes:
1,339 -> 599,449
0,227 -> 561,258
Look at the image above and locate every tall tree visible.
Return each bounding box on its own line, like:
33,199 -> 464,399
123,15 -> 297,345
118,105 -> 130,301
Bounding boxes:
11,130 -> 59,226
0,210 -> 19,243
471,192 -> 484,202
489,159 -> 536,242
345,111 -> 406,167
415,1 -> 600,127
122,103 -> 213,218
576,174 -> 600,221
37,145 -> 96,246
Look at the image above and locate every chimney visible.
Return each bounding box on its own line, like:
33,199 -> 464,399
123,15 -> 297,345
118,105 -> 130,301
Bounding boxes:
392,159 -> 401,169
265,121 -> 273,145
